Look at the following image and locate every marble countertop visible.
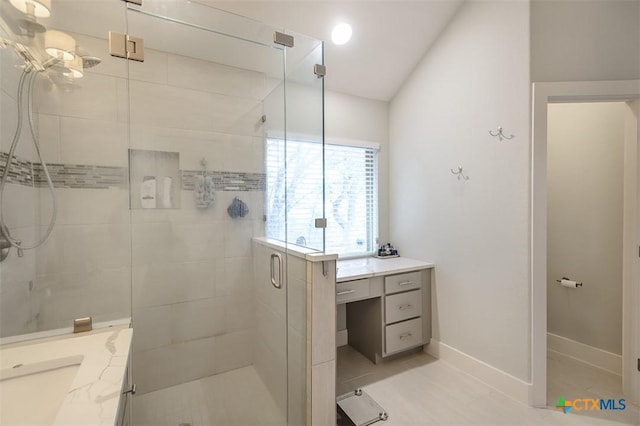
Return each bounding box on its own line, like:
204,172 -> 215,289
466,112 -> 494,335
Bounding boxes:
0,325 -> 132,426
337,256 -> 434,282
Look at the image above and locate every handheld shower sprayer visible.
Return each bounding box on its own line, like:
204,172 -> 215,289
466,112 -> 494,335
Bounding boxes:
0,68 -> 57,261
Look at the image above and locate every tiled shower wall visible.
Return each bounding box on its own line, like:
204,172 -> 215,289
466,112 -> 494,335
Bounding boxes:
1,32 -> 268,393
0,46 -> 40,337
128,41 -> 267,393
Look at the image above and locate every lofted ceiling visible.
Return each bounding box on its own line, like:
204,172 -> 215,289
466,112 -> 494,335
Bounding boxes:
1,0 -> 463,102
203,1 -> 464,101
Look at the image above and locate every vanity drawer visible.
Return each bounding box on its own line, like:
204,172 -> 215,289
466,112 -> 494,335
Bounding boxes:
336,279 -> 370,304
385,317 -> 422,354
384,271 -> 422,294
385,289 -> 422,324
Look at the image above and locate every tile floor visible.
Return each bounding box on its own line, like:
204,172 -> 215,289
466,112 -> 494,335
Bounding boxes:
337,345 -> 640,425
131,347 -> 640,426
132,366 -> 284,426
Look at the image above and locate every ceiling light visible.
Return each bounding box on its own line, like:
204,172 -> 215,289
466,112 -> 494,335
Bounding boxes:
331,22 -> 352,46
9,0 -> 51,18
45,30 -> 76,61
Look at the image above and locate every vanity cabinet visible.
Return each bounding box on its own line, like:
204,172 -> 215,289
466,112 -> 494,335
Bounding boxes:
343,267 -> 432,364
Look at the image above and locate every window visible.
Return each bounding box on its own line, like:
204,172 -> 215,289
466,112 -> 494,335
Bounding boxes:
265,138 -> 378,256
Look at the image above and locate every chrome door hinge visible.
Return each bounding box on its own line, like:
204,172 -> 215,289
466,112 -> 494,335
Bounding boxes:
314,64 -> 326,78
123,0 -> 142,5
274,32 -> 294,48
315,218 -> 327,229
109,32 -> 144,62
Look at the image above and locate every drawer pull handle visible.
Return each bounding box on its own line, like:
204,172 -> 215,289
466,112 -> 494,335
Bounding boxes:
398,281 -> 413,286
398,304 -> 413,311
337,290 -> 356,296
399,332 -> 413,340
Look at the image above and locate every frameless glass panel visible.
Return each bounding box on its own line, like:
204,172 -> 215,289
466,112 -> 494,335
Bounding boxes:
283,31 -> 324,426
265,34 -> 325,252
125,3 -> 299,425
0,0 -> 130,338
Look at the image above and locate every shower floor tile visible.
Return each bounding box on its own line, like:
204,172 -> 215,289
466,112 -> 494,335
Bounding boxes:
132,365 -> 283,426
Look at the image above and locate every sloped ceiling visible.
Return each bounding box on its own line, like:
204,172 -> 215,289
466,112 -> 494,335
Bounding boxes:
204,1 -> 464,101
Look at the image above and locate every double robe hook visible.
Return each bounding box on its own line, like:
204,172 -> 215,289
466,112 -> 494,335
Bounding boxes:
450,165 -> 469,180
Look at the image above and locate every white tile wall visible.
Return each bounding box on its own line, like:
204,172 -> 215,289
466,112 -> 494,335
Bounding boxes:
34,114 -> 61,164
2,183 -> 38,228
128,48 -> 168,85
0,183 -> 39,337
38,188 -> 129,226
129,80 -> 262,136
2,32 -> 267,400
132,261 -> 216,309
0,225 -> 38,337
33,72 -> 121,122
59,117 -> 128,166
167,54 -> 262,100
1,47 -> 25,100
1,89 -> 34,161
129,47 -> 268,393
132,305 -> 172,352
170,297 -> 226,343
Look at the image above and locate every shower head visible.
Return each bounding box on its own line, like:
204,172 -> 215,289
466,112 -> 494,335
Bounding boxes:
81,56 -> 101,69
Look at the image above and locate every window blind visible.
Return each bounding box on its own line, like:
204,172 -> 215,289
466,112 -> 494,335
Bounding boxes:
265,138 -> 378,255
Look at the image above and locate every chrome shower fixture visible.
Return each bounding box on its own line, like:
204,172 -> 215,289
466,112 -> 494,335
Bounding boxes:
81,55 -> 102,69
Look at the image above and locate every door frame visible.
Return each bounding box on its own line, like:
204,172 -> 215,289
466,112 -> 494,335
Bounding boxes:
531,80 -> 640,407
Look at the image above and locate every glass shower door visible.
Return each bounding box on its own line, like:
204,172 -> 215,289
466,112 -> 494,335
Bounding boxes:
124,2 -> 293,425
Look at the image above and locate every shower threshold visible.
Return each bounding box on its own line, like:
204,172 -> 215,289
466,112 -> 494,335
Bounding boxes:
337,389 -> 388,426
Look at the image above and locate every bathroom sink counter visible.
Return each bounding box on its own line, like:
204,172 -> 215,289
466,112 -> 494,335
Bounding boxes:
337,256 -> 434,282
0,325 -> 132,426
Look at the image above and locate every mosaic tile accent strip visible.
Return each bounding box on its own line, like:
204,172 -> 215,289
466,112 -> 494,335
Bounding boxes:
33,163 -> 128,189
182,170 -> 266,192
0,152 -> 33,186
2,152 -> 264,192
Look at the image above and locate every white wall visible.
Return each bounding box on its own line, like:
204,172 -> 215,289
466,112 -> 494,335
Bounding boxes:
547,103 -> 625,355
531,0 -> 640,82
390,0 -> 531,381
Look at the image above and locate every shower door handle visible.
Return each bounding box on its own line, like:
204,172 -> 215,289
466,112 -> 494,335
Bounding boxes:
270,253 -> 283,289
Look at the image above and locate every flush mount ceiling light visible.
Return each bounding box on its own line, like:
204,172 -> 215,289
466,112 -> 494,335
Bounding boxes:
45,30 -> 76,61
331,22 -> 352,46
9,0 -> 51,18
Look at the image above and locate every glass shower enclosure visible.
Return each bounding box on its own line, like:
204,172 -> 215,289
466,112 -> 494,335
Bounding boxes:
0,0 -> 324,424
125,2 -> 324,425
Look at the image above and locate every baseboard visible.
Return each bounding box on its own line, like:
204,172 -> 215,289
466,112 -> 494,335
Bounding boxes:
336,329 -> 348,347
425,339 -> 531,405
547,332 -> 622,375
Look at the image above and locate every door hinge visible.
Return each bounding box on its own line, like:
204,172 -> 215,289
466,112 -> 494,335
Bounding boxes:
314,64 -> 326,78
315,218 -> 327,229
274,32 -> 294,48
109,32 -> 144,62
637,358 -> 639,372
